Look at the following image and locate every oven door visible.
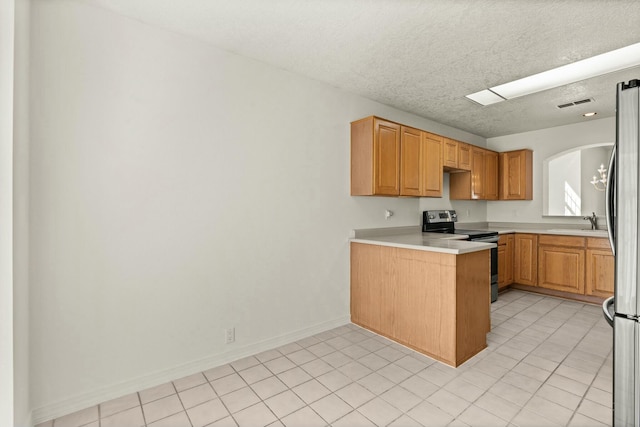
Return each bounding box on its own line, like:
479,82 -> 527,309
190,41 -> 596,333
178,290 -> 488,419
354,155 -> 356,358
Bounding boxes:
468,236 -> 499,286
469,235 -> 498,269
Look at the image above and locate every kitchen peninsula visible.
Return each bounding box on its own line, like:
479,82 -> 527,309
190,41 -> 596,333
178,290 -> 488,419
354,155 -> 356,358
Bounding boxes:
350,231 -> 495,367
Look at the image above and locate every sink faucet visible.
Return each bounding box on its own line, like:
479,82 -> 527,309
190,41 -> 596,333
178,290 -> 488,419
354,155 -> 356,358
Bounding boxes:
584,212 -> 597,230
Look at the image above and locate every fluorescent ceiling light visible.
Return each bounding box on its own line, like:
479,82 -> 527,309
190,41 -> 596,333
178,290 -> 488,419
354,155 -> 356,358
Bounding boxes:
466,42 -> 640,106
465,89 -> 505,106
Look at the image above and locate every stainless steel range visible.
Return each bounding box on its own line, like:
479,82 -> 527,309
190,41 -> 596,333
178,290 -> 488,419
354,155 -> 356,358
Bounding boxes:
422,210 -> 499,302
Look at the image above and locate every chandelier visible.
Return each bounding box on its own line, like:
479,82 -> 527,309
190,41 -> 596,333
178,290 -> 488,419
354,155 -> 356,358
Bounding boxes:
590,163 -> 607,191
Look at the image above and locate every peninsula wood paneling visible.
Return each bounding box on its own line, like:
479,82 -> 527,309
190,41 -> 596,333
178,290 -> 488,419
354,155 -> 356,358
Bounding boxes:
350,242 -> 489,367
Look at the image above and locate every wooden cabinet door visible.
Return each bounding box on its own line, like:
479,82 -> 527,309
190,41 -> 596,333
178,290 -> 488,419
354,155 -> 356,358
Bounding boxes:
374,119 -> 401,195
586,249 -> 614,297
498,234 -> 514,289
500,150 -> 533,200
471,148 -> 485,199
443,138 -> 458,169
497,244 -> 507,288
505,234 -> 514,285
399,126 -> 422,196
422,132 -> 443,197
458,143 -> 471,171
484,151 -> 499,200
515,234 -> 538,286
400,129 -> 443,197
538,245 -> 585,294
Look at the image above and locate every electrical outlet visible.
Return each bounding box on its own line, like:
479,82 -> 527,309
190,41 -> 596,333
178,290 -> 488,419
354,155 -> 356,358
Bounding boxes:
225,328 -> 235,344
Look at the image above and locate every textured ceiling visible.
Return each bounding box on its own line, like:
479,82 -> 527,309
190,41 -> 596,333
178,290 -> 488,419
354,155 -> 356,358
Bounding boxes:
78,0 -> 640,138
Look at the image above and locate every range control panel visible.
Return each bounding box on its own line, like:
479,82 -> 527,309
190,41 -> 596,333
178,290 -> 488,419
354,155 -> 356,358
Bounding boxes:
423,209 -> 458,224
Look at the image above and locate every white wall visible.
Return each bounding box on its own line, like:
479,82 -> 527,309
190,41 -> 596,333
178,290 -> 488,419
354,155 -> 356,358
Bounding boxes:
0,0 -> 16,425
419,175 -> 488,223
14,0 -> 31,425
486,117 -> 615,224
29,0 -> 484,419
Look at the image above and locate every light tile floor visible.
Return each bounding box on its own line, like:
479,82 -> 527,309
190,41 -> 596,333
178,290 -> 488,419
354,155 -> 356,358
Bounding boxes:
38,290 -> 613,427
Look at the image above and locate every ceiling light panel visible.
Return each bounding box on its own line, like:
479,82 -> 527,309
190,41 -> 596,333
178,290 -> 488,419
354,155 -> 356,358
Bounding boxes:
465,89 -> 506,106
491,42 -> 640,99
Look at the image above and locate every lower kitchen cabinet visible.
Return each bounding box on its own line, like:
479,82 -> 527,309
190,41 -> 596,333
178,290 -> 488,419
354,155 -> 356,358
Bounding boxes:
498,234 -> 514,289
508,234 -> 613,301
537,235 -> 586,294
585,237 -> 615,297
538,246 -> 585,294
514,234 -> 537,286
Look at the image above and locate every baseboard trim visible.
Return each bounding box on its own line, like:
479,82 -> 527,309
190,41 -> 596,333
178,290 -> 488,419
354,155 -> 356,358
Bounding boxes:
31,315 -> 350,425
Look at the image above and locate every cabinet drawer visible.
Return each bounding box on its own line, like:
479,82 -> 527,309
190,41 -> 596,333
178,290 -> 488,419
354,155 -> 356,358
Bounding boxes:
587,237 -> 612,250
498,233 -> 515,245
539,234 -> 585,248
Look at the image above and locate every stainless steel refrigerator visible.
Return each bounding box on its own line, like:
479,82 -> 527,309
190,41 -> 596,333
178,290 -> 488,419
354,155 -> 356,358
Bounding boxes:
603,79 -> 640,426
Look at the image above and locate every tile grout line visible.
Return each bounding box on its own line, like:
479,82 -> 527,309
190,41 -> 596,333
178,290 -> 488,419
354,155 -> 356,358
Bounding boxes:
564,331 -> 614,427
170,379 -> 193,427
497,293 -> 589,425
136,392 -> 146,427
45,291 -> 612,427
489,292 -> 609,426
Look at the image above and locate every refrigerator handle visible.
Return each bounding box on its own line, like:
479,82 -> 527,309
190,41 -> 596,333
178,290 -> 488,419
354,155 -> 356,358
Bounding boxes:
605,146 -> 616,255
602,296 -> 614,327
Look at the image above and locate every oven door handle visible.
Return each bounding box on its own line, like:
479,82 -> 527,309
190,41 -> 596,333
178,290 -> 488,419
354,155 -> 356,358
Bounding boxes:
470,236 -> 499,243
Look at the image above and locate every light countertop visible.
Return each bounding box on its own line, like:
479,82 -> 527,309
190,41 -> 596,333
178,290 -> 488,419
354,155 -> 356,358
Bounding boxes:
350,232 -> 496,255
350,224 -> 610,255
463,226 -> 609,238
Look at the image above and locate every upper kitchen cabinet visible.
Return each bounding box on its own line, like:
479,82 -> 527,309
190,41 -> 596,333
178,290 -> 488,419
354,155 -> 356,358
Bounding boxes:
500,149 -> 533,200
351,116 -> 400,196
449,147 -> 499,200
443,138 -> 458,170
471,147 -> 486,199
442,138 -> 471,172
417,131 -> 443,197
351,116 -> 442,197
350,115 -> 526,200
399,127 -> 444,197
399,126 -> 423,196
458,142 -> 471,171
484,150 -> 499,200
